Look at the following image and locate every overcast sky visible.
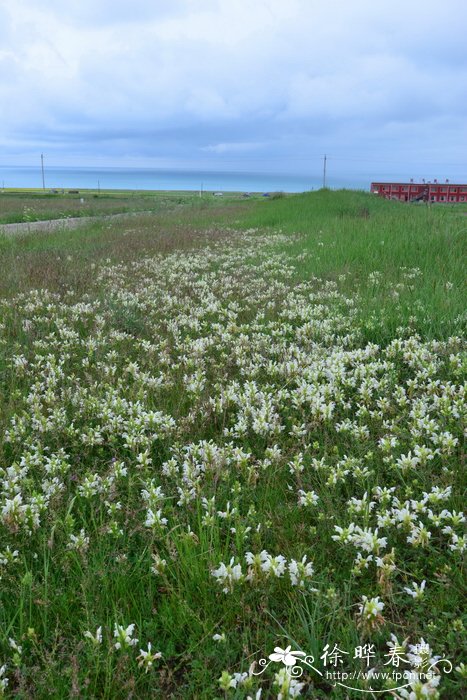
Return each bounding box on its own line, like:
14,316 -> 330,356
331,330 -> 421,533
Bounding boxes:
1,0 -> 467,183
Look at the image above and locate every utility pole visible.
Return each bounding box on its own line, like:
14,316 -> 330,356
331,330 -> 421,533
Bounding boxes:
41,153 -> 46,190
323,154 -> 327,189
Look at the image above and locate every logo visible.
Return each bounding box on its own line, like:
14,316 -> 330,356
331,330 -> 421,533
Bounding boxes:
246,640 -> 454,695
252,645 -> 323,678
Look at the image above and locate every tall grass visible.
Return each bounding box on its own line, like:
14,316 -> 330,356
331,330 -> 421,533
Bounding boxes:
240,190 -> 466,340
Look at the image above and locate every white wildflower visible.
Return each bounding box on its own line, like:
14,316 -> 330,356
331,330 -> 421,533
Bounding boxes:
113,623 -> 139,650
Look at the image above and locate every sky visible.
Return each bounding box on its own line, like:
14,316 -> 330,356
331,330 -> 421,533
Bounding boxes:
1,0 -> 467,185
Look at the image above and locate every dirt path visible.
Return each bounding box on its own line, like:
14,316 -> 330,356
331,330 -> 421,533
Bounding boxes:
0,210 -> 154,236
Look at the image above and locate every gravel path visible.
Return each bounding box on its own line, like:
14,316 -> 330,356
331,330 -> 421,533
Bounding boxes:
0,210 -> 154,236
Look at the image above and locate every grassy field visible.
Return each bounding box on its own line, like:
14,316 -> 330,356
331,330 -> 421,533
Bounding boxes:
0,189 -> 258,225
0,191 -> 465,698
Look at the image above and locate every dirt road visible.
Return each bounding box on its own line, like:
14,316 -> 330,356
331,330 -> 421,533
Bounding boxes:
0,210 -> 153,236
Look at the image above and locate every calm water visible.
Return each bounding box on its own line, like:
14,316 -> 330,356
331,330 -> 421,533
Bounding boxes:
0,165 -> 360,193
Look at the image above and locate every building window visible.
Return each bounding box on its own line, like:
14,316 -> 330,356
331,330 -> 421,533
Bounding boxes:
440,196 -> 446,201
461,196 -> 465,201
450,196 -> 455,201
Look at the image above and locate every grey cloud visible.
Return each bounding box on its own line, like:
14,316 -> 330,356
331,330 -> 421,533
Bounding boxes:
1,0 -> 467,180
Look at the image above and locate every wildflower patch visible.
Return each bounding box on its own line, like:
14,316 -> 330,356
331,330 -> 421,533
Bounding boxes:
0,220 -> 464,698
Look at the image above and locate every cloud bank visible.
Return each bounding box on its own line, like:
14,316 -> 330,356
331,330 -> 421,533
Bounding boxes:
1,0 -> 467,183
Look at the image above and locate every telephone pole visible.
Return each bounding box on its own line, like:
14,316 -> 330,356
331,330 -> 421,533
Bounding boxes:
41,153 -> 46,190
323,154 -> 327,189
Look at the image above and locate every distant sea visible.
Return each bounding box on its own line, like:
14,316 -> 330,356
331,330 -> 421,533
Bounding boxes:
0,165 -> 362,193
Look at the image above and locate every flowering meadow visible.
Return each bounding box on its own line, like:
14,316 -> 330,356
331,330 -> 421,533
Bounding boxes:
0,191 -> 465,698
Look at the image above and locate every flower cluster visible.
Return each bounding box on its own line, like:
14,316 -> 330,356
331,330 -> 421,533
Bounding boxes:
212,551 -> 315,592
82,623 -> 162,673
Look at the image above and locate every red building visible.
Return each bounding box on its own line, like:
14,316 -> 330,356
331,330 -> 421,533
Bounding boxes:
370,181 -> 467,203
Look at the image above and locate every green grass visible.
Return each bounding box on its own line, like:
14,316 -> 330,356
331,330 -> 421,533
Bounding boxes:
1,190 -> 465,329
0,189 -> 261,225
0,190 -> 465,698
237,190 -> 466,341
